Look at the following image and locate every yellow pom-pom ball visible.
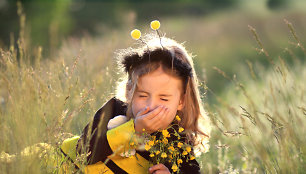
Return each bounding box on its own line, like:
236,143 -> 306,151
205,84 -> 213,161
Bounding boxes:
131,29 -> 141,40
150,20 -> 160,30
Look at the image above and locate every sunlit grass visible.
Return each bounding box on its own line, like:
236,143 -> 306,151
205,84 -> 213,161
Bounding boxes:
0,3 -> 305,173
200,20 -> 305,173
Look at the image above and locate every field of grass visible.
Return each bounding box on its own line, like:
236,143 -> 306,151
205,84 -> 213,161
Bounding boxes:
200,23 -> 305,173
0,4 -> 305,174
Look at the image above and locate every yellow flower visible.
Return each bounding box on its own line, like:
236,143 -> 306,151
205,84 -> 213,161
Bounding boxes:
155,151 -> 160,155
177,159 -> 183,164
150,20 -> 160,30
182,151 -> 188,156
131,29 -> 141,40
161,152 -> 167,158
152,136 -> 156,140
178,127 -> 184,133
168,146 -> 175,151
142,128 -> 146,132
162,129 -> 170,138
145,144 -> 151,151
177,142 -> 183,148
150,153 -> 155,157
190,156 -> 195,160
175,115 -> 181,122
130,142 -> 135,146
172,164 -> 178,172
186,146 -> 191,153
148,140 -> 154,146
162,138 -> 168,144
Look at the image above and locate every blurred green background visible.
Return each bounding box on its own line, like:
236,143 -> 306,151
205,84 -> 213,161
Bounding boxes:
1,0 -> 305,97
0,0 -> 305,173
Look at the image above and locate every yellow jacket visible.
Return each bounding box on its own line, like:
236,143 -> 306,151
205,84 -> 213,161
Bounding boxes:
61,97 -> 150,174
61,97 -> 201,174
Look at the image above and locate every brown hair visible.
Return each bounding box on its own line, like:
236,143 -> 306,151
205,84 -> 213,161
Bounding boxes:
116,35 -> 209,145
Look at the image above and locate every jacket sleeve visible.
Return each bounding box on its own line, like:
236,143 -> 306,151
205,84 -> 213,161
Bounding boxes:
106,119 -> 136,155
76,97 -> 128,164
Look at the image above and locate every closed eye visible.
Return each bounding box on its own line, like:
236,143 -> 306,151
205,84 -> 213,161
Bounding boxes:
161,98 -> 168,101
139,95 -> 147,98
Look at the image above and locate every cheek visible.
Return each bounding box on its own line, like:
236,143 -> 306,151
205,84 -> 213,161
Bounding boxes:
131,98 -> 144,117
166,102 -> 180,119
168,109 -> 177,121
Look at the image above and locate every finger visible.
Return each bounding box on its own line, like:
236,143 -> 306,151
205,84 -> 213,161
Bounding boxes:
149,164 -> 169,173
145,105 -> 164,120
154,171 -> 171,174
160,108 -> 171,129
136,106 -> 150,117
150,107 -> 168,128
151,108 -> 170,130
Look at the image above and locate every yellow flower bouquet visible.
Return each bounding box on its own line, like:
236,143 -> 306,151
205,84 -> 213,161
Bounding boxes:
141,115 -> 196,173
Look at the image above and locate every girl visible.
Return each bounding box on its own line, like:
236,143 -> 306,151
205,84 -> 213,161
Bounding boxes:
62,34 -> 210,173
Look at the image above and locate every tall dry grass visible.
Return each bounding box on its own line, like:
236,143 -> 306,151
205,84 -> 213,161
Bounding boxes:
0,3 -> 123,173
200,20 -> 305,173
0,3 -> 305,174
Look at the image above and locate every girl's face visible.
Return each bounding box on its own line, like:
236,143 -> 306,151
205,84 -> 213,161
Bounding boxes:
132,67 -> 184,129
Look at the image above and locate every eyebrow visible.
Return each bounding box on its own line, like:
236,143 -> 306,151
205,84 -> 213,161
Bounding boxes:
136,90 -> 173,97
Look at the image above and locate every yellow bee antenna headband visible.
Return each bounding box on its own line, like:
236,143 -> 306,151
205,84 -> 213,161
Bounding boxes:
125,20 -> 193,93
130,20 -> 164,49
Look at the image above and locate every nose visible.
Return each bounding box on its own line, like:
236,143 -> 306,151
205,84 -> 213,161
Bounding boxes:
147,97 -> 159,111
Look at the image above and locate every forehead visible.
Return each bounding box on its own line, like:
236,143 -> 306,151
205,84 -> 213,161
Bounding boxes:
136,67 -> 183,94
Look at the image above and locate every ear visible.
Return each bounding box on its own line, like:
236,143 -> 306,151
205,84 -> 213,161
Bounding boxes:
177,95 -> 185,111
